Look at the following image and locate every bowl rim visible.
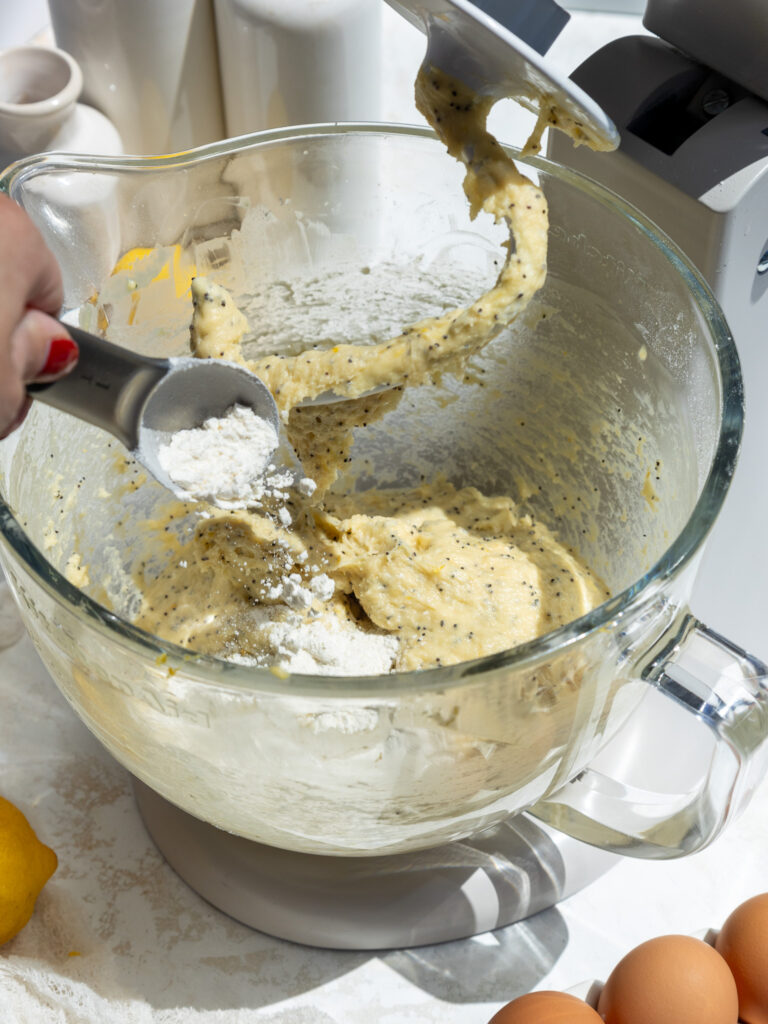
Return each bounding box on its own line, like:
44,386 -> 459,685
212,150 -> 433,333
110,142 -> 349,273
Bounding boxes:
0,122 -> 744,696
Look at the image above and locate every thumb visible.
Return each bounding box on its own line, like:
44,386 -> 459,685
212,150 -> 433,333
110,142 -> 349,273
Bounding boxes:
13,309 -> 79,383
0,311 -> 79,438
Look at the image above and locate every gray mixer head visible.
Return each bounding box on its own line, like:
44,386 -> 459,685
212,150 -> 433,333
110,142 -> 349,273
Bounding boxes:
644,0 -> 768,104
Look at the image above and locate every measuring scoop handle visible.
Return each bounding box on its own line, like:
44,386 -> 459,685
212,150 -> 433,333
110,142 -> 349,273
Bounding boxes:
27,324 -> 169,450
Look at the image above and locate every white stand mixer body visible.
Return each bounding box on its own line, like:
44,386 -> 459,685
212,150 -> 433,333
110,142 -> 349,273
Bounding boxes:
548,26 -> 768,661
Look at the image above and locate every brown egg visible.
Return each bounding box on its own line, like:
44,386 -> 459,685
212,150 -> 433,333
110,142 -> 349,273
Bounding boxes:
597,934 -> 738,1024
715,893 -> 768,1024
488,990 -> 603,1023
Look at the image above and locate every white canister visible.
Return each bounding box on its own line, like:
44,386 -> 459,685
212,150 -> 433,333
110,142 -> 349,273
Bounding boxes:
0,45 -> 83,159
213,0 -> 382,136
47,0 -> 226,155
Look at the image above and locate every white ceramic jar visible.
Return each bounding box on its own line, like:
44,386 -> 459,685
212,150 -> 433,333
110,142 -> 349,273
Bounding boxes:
47,0 -> 225,155
0,44 -> 122,167
213,0 -> 382,136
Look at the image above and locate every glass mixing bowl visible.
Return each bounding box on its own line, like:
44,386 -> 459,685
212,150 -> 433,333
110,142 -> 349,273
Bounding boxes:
1,125 -> 766,859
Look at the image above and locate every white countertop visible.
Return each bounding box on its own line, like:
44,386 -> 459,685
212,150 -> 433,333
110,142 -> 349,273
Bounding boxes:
2,7 -> 767,1023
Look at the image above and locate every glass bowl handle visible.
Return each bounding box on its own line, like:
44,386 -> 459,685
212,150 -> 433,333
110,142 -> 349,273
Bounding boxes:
531,612 -> 768,858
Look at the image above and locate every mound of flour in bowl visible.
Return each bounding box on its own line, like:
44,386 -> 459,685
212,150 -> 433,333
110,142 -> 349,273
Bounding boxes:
231,608 -> 400,676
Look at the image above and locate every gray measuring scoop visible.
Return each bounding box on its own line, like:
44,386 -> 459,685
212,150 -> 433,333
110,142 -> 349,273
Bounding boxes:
27,324 -> 281,501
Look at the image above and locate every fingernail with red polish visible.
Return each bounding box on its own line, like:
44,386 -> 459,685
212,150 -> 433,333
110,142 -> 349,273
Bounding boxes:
41,337 -> 79,376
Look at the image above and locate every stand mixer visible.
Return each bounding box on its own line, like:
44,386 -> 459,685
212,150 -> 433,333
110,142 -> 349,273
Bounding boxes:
548,0 -> 768,666
2,0 -> 767,954
129,0 -> 767,949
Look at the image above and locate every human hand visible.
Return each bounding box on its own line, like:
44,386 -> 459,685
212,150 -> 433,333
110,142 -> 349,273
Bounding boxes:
0,194 -> 78,438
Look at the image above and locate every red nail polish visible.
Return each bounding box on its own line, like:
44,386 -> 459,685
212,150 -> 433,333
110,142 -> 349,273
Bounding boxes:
41,337 -> 79,376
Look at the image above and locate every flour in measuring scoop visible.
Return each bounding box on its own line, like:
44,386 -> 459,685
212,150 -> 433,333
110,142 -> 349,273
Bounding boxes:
158,403 -> 294,509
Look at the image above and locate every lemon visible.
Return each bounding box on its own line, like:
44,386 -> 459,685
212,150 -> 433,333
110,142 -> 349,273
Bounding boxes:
0,795 -> 57,946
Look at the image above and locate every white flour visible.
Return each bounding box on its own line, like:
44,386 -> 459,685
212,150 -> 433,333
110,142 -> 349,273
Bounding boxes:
266,614 -> 398,676
232,609 -> 399,677
265,571 -> 335,611
158,403 -> 289,509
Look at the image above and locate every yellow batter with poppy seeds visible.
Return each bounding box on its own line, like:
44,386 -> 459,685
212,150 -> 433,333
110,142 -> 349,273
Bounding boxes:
133,66 -> 609,673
